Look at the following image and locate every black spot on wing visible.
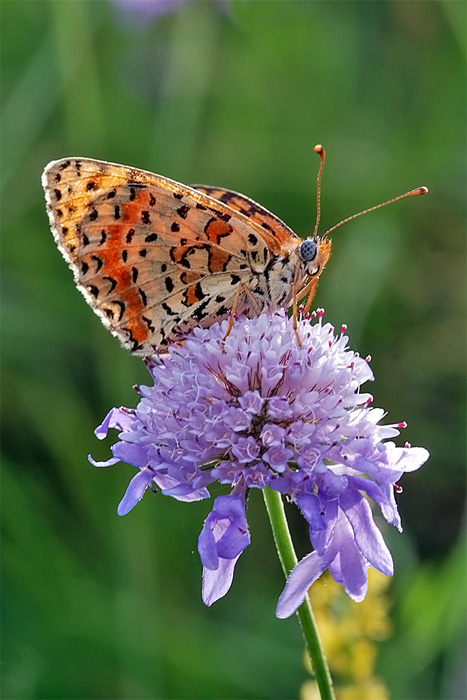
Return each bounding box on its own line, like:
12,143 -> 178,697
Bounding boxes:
113,300 -> 125,322
142,316 -> 155,332
162,301 -> 177,316
177,204 -> 190,219
91,255 -> 103,272
104,276 -> 117,293
210,209 -> 231,223
192,298 -> 210,321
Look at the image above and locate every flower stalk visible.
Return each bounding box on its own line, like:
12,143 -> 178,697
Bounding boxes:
263,486 -> 335,700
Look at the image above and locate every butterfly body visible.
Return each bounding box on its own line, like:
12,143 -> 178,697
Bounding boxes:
42,158 -> 331,354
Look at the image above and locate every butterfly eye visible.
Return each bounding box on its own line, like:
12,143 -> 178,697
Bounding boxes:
298,239 -> 318,262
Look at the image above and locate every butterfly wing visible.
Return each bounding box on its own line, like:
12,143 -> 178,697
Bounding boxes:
193,185 -> 301,252
42,158 -> 279,354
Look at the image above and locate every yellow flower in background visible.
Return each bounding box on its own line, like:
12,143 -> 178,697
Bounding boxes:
300,568 -> 392,700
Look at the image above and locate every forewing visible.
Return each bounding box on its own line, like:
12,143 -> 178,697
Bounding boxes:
42,158 -> 271,354
193,185 -> 301,253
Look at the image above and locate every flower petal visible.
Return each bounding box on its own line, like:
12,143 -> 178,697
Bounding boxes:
326,509 -> 369,601
94,407 -> 134,439
117,467 -> 155,515
202,555 -> 240,606
275,550 -> 328,619
396,446 -> 430,472
198,493 -> 250,604
88,454 -> 120,468
340,490 -> 393,576
198,518 -> 218,570
112,441 -> 149,468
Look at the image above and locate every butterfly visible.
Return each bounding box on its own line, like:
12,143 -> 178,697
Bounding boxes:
42,147 -> 427,354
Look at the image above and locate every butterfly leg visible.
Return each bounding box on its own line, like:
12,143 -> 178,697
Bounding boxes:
292,275 -> 320,345
292,267 -> 303,347
300,277 -> 319,314
223,282 -> 261,341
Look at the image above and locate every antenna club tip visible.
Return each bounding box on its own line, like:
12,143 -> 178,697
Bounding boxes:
314,144 -> 324,154
407,186 -> 428,197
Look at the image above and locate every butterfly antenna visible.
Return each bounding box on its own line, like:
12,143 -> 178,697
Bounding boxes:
312,144 -> 325,237
322,185 -> 428,238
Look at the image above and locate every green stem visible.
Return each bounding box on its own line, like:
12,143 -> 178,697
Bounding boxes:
263,486 -> 335,700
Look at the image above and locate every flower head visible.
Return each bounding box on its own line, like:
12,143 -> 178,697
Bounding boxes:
91,311 -> 428,617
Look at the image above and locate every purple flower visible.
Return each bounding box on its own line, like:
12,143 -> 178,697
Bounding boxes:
91,311 -> 429,617
114,0 -> 187,21
113,0 -> 229,25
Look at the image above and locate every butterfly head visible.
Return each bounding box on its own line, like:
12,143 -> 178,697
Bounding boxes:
297,236 -> 332,280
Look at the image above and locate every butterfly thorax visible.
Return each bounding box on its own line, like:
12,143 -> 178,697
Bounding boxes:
246,250 -> 297,310
252,236 -> 331,310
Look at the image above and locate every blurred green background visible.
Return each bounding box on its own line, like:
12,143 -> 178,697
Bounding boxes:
1,1 -> 465,698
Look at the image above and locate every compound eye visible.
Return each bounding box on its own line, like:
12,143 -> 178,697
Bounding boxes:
298,239 -> 318,262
